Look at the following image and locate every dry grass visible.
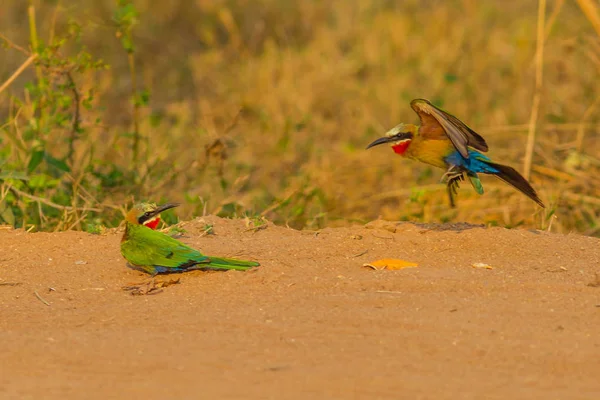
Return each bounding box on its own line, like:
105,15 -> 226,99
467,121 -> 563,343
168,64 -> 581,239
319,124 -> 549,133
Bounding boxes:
1,0 -> 599,234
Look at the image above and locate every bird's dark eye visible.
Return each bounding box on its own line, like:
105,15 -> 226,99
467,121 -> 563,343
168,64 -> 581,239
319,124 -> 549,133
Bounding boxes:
144,212 -> 151,217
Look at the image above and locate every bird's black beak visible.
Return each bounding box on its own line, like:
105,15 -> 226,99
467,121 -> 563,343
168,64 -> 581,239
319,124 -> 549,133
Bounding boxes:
366,135 -> 397,149
138,202 -> 180,225
154,202 -> 180,215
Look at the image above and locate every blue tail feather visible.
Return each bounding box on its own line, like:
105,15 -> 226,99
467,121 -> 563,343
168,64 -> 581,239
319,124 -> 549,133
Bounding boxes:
444,150 -> 499,174
444,149 -> 544,207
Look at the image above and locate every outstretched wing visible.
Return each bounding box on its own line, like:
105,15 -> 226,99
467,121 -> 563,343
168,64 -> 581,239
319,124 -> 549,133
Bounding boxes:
410,99 -> 488,158
122,230 -> 210,271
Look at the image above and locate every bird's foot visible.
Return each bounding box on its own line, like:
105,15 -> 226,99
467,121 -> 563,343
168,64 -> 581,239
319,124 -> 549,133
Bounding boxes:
447,175 -> 463,194
440,165 -> 464,184
444,167 -> 464,208
446,179 -> 461,208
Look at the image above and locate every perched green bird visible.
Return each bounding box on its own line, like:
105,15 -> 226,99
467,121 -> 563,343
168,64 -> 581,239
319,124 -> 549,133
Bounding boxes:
120,202 -> 260,275
366,99 -> 545,208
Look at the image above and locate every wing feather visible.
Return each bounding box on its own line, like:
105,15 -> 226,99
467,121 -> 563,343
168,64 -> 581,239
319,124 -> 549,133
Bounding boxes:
411,99 -> 488,158
122,230 -> 210,270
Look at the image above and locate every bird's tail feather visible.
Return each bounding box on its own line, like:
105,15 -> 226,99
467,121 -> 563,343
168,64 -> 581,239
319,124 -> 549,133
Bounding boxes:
207,256 -> 260,271
484,161 -> 545,208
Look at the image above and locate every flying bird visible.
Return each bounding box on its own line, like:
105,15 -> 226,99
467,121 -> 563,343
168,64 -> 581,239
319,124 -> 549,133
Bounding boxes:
366,99 -> 544,208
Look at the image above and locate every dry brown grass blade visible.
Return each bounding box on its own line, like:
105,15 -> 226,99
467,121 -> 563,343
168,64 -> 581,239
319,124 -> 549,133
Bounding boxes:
6,185 -> 102,213
523,0 -> 547,181
575,94 -> 600,152
545,0 -> 565,40
576,0 -> 600,37
531,165 -> 574,182
562,192 -> 600,206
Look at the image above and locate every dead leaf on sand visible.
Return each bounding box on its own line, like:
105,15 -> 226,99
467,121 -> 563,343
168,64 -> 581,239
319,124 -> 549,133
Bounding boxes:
122,278 -> 181,296
363,258 -> 418,271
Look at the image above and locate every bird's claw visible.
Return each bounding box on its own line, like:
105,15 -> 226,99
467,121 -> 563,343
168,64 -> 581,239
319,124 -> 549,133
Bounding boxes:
440,165 -> 464,184
443,166 -> 464,208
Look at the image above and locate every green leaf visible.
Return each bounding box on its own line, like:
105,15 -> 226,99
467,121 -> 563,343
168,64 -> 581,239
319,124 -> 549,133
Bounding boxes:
149,112 -> 163,127
0,204 -> 15,226
120,35 -> 135,53
444,74 -> 458,83
45,154 -> 71,172
136,89 -> 150,106
29,174 -> 49,189
546,113 -> 566,124
27,150 -> 45,173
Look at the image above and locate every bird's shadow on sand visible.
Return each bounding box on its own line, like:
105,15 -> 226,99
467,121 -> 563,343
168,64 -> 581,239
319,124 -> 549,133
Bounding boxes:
365,219 -> 486,233
411,221 -> 485,232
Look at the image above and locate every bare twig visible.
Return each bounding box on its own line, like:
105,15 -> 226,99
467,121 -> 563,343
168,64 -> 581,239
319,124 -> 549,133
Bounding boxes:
371,233 -> 394,240
65,210 -> 90,231
0,32 -> 30,55
65,71 -> 82,165
122,278 -> 180,296
350,250 -> 368,258
0,54 -> 38,95
34,290 -> 50,306
260,189 -> 299,217
223,108 -> 245,134
244,224 -> 268,233
128,53 -> 140,166
6,185 -> 102,212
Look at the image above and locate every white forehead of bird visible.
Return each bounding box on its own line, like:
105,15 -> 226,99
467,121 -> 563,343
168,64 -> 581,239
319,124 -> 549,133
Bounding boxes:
384,123 -> 412,145
385,123 -> 409,137
135,202 -> 158,213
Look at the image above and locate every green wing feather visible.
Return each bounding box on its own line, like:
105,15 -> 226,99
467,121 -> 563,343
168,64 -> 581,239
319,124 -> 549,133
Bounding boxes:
121,225 -> 209,270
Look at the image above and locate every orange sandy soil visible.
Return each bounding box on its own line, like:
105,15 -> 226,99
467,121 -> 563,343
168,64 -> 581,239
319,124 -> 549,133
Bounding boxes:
1,216 -> 599,399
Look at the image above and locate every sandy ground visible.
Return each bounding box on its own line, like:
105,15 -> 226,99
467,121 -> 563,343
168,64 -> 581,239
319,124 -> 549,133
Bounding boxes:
1,216 -> 599,399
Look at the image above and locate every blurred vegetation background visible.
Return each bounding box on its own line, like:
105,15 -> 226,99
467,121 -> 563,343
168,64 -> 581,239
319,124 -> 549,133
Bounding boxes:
1,0 -> 599,235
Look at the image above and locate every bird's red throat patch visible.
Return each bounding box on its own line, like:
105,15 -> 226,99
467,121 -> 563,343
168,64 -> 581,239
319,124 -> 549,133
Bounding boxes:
391,139 -> 411,155
143,217 -> 160,230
